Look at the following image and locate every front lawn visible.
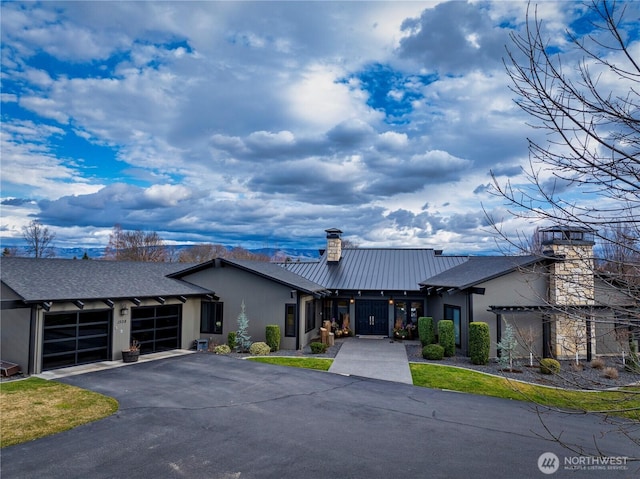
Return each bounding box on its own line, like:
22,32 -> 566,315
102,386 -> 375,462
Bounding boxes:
242,357 -> 639,421
247,356 -> 333,371
410,363 -> 640,421
0,377 -> 118,447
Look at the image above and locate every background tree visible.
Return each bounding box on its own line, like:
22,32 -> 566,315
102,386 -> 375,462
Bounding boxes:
22,220 -> 56,258
2,247 -> 18,257
491,0 -> 639,451
104,224 -> 168,262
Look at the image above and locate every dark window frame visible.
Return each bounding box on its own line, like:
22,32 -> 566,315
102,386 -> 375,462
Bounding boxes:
444,304 -> 462,347
285,303 -> 296,337
201,301 -> 224,334
305,301 -> 316,333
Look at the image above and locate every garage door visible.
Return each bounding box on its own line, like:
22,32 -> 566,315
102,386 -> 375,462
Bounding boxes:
130,305 -> 182,354
43,310 -> 112,370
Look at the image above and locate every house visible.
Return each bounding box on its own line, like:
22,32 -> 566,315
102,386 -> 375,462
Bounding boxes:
1,226 -> 634,375
0,258 -> 215,374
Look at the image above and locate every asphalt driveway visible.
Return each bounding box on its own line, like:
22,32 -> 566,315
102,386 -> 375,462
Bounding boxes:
2,354 -> 638,478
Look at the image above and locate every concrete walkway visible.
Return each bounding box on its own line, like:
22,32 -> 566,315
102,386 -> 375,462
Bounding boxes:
329,337 -> 413,384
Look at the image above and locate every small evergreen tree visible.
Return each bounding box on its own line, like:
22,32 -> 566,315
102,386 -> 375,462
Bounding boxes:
418,317 -> 435,346
497,320 -> 519,370
469,322 -> 490,365
265,324 -> 281,352
235,300 -> 252,352
438,320 -> 455,357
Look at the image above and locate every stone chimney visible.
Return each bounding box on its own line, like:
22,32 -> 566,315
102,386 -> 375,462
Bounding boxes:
540,226 -> 595,360
325,228 -> 343,264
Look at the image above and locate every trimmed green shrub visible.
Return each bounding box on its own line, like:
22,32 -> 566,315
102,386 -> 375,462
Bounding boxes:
265,324 -> 281,352
310,342 -> 328,354
438,320 -> 455,357
422,343 -> 445,360
418,316 -> 435,346
469,322 -> 490,365
227,331 -> 237,350
540,358 -> 561,375
249,342 -> 271,356
214,344 -> 231,355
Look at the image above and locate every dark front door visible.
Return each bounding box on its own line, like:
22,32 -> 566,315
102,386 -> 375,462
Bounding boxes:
356,300 -> 389,336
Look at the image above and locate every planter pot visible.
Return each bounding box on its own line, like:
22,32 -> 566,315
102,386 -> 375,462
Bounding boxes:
122,350 -> 140,363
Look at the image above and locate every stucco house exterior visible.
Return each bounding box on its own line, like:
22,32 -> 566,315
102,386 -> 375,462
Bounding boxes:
1,226 -> 634,375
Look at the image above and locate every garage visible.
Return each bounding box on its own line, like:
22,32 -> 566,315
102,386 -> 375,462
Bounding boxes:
131,305 -> 182,354
42,310 -> 112,370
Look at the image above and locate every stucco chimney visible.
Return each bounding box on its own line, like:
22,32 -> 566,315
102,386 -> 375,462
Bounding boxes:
325,228 -> 343,264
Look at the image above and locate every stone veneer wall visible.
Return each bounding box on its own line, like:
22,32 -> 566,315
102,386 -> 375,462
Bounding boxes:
548,243 -> 595,359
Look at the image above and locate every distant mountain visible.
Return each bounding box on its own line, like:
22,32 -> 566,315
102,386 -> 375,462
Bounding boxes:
4,245 -> 321,261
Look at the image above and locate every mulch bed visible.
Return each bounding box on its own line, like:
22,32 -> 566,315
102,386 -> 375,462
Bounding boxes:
405,343 -> 640,390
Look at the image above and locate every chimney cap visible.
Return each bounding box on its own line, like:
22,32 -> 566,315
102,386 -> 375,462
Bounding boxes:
325,228 -> 343,238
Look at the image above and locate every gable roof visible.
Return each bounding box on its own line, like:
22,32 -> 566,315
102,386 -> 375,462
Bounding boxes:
0,257 -> 214,303
172,258 -> 330,296
419,255 -> 542,290
280,248 -> 468,291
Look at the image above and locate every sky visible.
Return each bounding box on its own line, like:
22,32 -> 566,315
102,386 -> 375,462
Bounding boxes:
1,1 -> 638,255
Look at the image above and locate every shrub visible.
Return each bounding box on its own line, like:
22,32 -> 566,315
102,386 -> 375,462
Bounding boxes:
310,342 -> 328,354
418,317 -> 435,346
227,331 -> 237,350
249,342 -> 271,356
590,357 -> 605,369
539,358 -> 561,375
265,325 -> 281,352
570,362 -> 584,372
603,367 -> 619,379
469,322 -> 490,365
214,344 -> 231,355
438,320 -> 455,357
422,344 -> 444,360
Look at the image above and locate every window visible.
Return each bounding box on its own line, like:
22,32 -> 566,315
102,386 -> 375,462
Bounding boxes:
285,304 -> 296,337
305,301 -> 316,333
444,304 -> 461,347
201,302 -> 224,334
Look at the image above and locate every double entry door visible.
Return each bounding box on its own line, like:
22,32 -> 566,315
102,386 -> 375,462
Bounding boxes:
356,300 -> 389,336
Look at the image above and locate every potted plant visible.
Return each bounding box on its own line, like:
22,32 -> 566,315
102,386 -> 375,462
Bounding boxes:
122,340 -> 140,363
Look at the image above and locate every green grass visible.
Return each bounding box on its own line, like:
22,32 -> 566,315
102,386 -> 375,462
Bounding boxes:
244,357 -> 639,421
247,356 -> 333,371
410,363 -> 640,421
1,378 -> 118,447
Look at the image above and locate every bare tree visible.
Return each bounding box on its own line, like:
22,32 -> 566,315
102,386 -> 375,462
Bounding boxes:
22,220 -> 56,258
104,224 -> 168,262
178,244 -> 228,263
490,0 -> 639,453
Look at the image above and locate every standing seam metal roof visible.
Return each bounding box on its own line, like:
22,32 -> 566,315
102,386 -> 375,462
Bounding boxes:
280,249 -> 469,291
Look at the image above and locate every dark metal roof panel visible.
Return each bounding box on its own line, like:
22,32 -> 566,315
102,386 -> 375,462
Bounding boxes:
0,257 -> 213,302
280,249 -> 468,291
420,255 -> 541,289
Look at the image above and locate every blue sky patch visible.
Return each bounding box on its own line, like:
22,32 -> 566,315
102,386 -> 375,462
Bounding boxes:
342,63 -> 438,125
